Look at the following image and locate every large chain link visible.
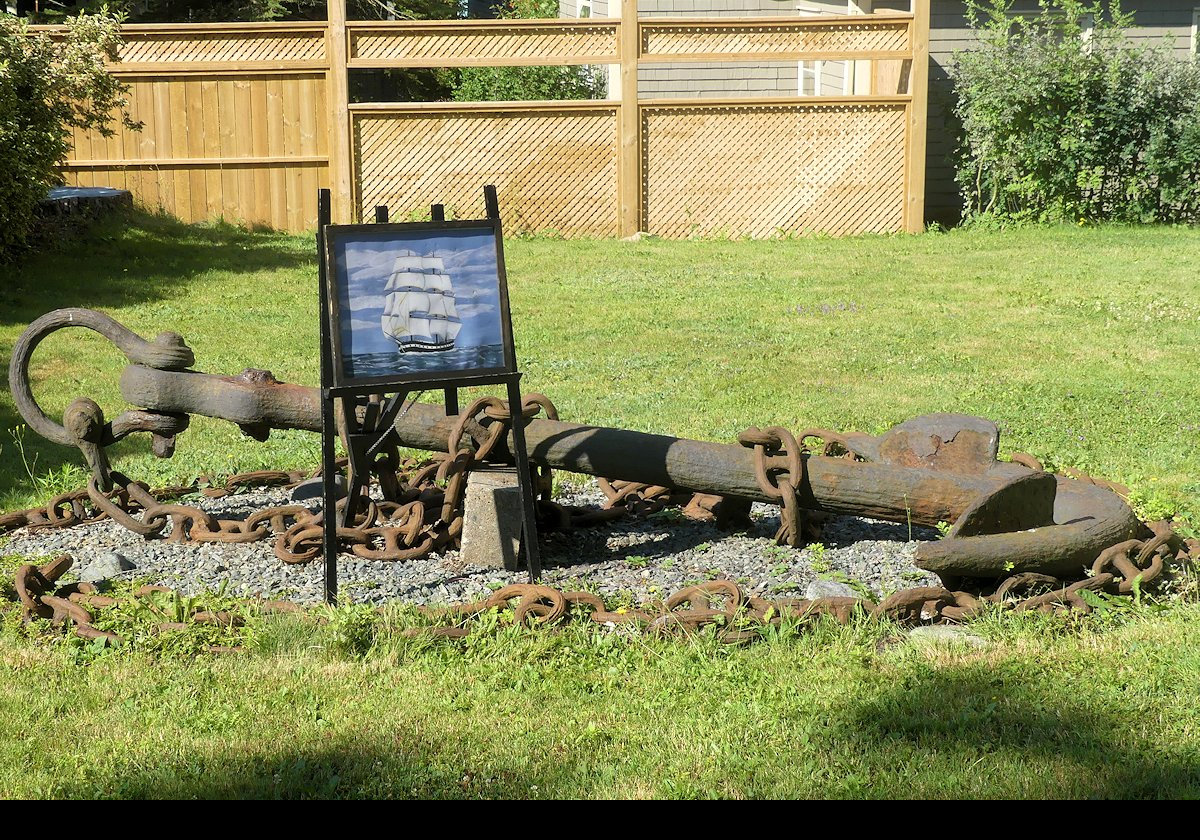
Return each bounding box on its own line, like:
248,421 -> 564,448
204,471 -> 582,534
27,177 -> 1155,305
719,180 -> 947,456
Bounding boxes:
738,425 -> 827,547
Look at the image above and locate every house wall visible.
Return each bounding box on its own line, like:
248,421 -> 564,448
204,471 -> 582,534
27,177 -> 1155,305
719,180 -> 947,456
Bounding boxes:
560,1 -> 884,98
639,0 -> 805,98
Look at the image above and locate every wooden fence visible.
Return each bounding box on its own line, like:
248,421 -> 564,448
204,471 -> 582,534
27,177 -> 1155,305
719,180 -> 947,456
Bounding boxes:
50,1 -> 929,237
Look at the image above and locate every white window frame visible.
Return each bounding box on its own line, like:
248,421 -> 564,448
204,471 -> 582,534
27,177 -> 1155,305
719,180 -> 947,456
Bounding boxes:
795,3 -> 827,97
796,1 -> 871,97
577,0 -> 593,19
1191,8 -> 1199,58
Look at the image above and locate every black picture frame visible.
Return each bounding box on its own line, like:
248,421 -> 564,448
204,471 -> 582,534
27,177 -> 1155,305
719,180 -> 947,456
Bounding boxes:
315,187 -> 541,602
321,217 -> 518,394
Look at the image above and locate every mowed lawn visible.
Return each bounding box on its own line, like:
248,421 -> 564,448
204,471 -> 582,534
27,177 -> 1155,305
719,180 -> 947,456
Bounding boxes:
1,213 -> 1199,799
1,214 -> 1196,519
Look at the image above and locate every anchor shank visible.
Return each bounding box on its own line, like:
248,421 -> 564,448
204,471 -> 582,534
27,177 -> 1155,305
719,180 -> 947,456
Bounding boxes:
120,363 -> 990,523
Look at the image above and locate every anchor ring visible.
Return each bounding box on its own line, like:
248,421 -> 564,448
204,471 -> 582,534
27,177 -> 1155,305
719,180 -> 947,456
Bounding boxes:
7,307 -> 194,446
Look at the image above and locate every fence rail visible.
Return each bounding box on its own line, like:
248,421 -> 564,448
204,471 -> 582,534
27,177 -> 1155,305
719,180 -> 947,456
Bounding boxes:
346,19 -> 620,67
49,1 -> 928,237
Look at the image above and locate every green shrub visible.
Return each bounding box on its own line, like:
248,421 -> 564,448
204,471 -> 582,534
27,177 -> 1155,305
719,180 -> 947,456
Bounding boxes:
950,0 -> 1200,224
0,10 -> 136,260
451,0 -> 606,102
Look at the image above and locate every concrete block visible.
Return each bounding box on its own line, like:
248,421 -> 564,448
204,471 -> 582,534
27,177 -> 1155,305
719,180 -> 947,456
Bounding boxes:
459,466 -> 524,571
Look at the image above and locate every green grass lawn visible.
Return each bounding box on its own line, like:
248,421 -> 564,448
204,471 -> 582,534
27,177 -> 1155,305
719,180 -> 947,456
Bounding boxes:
2,213 -> 1199,798
2,213 -> 1196,521
2,600 -> 1199,798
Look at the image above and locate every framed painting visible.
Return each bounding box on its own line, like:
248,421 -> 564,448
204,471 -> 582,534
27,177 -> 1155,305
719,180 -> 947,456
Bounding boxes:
322,218 -> 516,391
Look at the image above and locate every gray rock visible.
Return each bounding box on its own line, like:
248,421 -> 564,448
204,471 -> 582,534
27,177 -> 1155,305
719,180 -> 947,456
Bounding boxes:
290,474 -> 346,502
459,466 -> 523,571
907,625 -> 989,648
79,550 -> 136,583
806,579 -> 858,599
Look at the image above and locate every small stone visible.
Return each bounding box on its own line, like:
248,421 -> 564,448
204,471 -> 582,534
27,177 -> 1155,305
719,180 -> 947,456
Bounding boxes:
806,579 -> 857,599
290,474 -> 347,502
907,625 -> 989,648
79,551 -> 136,583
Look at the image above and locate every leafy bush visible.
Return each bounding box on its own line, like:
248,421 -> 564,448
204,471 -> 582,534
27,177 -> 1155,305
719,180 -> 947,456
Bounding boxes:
58,0 -> 457,24
950,0 -> 1200,224
0,10 -> 136,260
451,0 -> 606,101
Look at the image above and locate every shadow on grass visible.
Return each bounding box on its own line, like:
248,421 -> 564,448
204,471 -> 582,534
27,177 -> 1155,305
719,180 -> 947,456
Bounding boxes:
51,736 -> 567,800
0,209 -> 312,507
1,208 -> 309,329
834,661 -> 1200,798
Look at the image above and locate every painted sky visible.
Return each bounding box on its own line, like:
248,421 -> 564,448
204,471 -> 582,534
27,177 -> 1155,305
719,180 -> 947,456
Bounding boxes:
333,227 -> 503,358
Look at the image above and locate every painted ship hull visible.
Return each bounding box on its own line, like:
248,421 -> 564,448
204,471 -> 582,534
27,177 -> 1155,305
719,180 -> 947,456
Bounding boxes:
392,337 -> 455,353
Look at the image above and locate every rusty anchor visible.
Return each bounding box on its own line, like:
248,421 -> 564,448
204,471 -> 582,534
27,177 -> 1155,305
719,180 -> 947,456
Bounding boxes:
8,308 -> 1148,582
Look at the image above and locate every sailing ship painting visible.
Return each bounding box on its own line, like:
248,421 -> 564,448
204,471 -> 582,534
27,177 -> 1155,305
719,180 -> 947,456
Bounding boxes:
328,225 -> 509,384
381,252 -> 462,353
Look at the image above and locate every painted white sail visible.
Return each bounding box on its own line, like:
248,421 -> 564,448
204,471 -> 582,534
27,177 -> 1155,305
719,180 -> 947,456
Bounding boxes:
387,270 -> 426,292
424,272 -> 452,294
380,248 -> 461,353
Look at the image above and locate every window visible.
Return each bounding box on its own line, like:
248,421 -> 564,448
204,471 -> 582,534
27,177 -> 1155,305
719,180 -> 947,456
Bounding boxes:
796,1 -> 872,97
578,0 -> 592,19
1008,6 -> 1094,41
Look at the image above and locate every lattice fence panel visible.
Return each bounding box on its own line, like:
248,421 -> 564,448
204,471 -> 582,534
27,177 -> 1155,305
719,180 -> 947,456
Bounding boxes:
349,23 -> 618,65
355,108 -> 618,235
641,20 -> 911,58
116,27 -> 327,67
641,103 -> 907,237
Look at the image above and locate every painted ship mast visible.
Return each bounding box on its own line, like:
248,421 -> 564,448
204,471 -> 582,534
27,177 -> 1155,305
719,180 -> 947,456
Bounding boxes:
381,251 -> 461,352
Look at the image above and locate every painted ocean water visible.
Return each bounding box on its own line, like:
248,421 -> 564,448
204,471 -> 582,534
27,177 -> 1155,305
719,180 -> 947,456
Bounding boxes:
344,343 -> 505,380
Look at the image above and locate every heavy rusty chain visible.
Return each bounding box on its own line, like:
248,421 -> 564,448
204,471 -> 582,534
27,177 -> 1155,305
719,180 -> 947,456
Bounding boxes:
7,526 -> 1197,649
4,402 -> 1199,647
11,554 -> 300,650
738,425 -> 829,547
400,525 -> 1196,641
0,393 -> 671,566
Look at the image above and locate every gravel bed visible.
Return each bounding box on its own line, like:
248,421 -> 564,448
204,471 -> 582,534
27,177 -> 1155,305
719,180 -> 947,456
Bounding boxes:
1,479 -> 941,606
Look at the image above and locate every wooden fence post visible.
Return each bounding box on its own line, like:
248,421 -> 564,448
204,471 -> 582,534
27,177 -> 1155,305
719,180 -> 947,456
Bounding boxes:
327,0 -> 354,224
617,0 -> 640,238
905,0 -> 929,234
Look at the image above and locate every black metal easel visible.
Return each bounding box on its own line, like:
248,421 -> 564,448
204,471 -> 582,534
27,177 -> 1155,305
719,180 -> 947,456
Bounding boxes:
316,187 -> 541,604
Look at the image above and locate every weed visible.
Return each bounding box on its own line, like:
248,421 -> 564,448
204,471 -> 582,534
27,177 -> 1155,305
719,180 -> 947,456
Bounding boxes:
806,543 -> 831,574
